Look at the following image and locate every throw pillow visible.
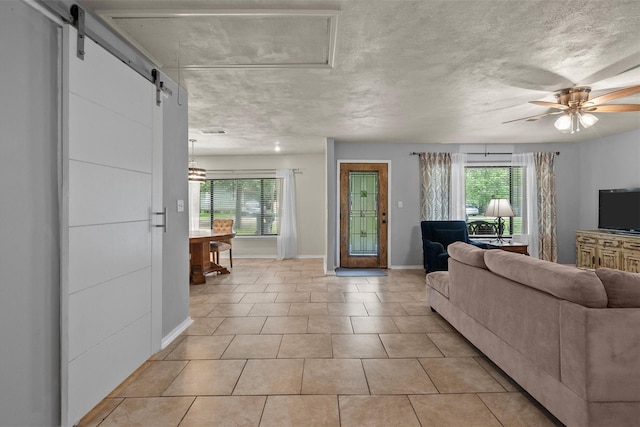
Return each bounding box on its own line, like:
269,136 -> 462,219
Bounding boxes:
595,268 -> 640,308
434,228 -> 466,249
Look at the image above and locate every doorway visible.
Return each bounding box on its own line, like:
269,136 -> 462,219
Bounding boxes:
339,163 -> 388,268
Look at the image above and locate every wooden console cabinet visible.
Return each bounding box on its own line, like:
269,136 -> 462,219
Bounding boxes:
576,230 -> 640,272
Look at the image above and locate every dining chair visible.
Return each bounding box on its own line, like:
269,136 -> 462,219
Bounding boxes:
467,220 -> 499,236
210,219 -> 234,268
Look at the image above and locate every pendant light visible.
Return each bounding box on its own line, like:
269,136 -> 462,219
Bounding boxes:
188,139 -> 206,182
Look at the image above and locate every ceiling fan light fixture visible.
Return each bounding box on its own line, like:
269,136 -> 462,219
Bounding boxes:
509,84 -> 639,134
579,112 -> 598,129
554,113 -> 573,133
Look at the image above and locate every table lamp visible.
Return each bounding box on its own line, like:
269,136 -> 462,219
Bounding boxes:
485,198 -> 515,243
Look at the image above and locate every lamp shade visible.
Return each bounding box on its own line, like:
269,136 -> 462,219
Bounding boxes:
579,112 -> 598,128
188,160 -> 206,182
485,198 -> 515,217
188,138 -> 206,182
554,114 -> 572,132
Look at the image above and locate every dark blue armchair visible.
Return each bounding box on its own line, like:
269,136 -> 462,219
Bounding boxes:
421,220 -> 489,273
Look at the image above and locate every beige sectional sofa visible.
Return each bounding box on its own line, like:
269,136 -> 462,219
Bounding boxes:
426,242 -> 640,427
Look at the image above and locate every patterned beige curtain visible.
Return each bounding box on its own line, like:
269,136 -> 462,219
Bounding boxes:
419,153 -> 451,221
535,152 -> 557,261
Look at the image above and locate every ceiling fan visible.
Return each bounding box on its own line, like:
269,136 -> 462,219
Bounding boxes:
504,84 -> 640,134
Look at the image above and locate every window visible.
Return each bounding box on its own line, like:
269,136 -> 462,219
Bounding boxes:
199,178 -> 280,236
465,165 -> 524,237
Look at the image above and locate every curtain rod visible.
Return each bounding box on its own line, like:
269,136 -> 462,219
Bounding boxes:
205,168 -> 302,173
410,151 -> 560,156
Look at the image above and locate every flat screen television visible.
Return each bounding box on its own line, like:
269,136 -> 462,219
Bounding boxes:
598,188 -> 640,234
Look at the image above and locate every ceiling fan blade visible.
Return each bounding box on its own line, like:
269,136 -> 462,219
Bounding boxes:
577,53 -> 640,86
529,101 -> 569,110
588,85 -> 640,105
502,111 -> 563,124
492,64 -> 574,92
586,104 -> 640,112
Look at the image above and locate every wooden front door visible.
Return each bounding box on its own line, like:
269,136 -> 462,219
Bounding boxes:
340,163 -> 388,268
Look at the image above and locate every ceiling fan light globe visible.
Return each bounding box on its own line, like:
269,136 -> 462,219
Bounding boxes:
579,112 -> 598,128
554,114 -> 572,132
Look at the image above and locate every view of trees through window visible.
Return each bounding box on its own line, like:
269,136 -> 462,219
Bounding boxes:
199,178 -> 280,236
465,166 -> 524,237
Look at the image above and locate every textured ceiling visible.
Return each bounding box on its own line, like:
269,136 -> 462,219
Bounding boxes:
81,0 -> 640,155
104,13 -> 335,68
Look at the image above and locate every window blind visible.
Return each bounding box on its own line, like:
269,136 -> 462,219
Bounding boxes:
199,178 -> 280,236
465,166 -> 525,236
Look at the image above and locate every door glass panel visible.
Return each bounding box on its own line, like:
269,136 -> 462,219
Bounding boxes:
349,171 -> 379,256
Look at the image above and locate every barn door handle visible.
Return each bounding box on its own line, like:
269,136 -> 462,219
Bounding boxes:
152,207 -> 167,232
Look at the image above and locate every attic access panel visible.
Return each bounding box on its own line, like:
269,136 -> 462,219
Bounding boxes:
98,10 -> 339,69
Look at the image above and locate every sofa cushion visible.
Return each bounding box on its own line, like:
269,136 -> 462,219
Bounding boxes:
595,268 -> 640,308
484,250 -> 608,308
434,228 -> 466,249
426,271 -> 450,298
448,242 -> 488,270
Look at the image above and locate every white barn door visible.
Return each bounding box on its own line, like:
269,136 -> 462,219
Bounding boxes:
61,26 -> 163,427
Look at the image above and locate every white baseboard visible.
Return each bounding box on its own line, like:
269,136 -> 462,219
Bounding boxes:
389,264 -> 424,270
161,317 -> 193,349
219,256 -> 424,272
232,255 -> 325,259
228,255 -> 274,259
325,264 -> 423,273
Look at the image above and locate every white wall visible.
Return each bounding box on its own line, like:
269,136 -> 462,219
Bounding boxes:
0,3 -> 60,425
551,143 -> 582,264
196,154 -> 326,259
161,81 -> 190,338
325,138 -> 337,272
579,129 -> 640,230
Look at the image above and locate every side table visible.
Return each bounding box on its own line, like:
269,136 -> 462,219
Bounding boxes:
485,241 -> 529,255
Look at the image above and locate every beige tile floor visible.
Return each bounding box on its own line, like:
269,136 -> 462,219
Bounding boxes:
80,258 -> 562,427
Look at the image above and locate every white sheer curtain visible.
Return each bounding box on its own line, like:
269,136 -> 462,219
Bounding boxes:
450,153 -> 467,220
512,153 -> 539,258
276,169 -> 298,259
188,181 -> 201,231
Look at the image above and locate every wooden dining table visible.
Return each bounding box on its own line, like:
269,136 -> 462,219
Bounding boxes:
189,229 -> 236,284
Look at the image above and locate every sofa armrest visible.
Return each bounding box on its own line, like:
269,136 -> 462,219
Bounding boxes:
560,301 -> 640,402
422,239 -> 445,272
